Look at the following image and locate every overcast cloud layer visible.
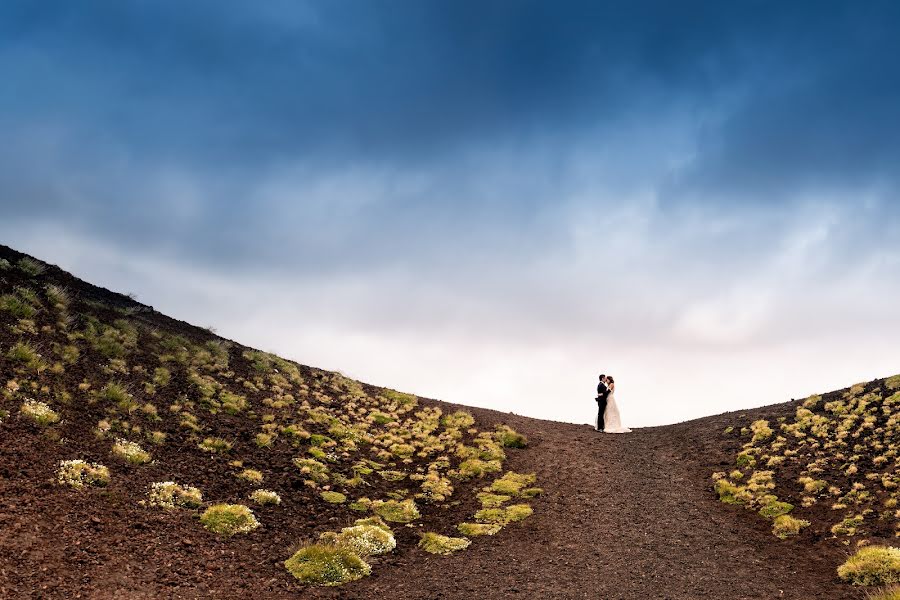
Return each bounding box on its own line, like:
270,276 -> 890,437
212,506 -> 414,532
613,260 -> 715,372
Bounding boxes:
2,1 -> 900,425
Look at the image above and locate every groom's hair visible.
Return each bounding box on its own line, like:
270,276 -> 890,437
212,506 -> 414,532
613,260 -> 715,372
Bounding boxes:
598,374 -> 606,380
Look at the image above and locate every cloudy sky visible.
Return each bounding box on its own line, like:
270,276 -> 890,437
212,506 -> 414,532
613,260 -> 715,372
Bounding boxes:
2,1 -> 900,426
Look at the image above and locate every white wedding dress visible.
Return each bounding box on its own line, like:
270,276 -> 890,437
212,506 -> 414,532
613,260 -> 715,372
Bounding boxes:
602,392 -> 631,434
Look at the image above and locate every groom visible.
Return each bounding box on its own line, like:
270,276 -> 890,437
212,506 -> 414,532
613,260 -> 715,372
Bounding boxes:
595,374 -> 611,432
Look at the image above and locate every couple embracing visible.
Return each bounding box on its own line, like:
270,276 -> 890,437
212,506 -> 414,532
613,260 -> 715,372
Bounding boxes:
595,374 -> 631,434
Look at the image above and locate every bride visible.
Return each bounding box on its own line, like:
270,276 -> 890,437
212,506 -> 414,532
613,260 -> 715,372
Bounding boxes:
602,376 -> 631,434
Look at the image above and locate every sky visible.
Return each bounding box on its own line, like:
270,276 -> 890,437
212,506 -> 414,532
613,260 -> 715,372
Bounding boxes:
2,1 -> 900,426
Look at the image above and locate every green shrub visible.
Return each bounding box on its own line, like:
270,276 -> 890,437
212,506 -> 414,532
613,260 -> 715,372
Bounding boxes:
378,470 -> 406,482
200,504 -> 260,536
477,492 -> 510,508
152,367 -> 171,387
489,472 -> 536,496
456,458 -> 502,479
320,491 -> 347,504
198,437 -> 232,453
495,425 -> 528,448
837,545 -> 900,585
101,382 -> 136,411
373,499 -> 420,523
6,341 -> 44,371
111,438 -> 152,465
0,294 -> 37,319
772,515 -> 809,539
16,257 -> 46,276
45,284 -> 69,308
220,391 -> 248,415
419,532 -> 471,555
294,458 -> 330,483
441,410 -> 475,429
284,544 -> 371,586
759,500 -> 793,519
457,522 -> 502,536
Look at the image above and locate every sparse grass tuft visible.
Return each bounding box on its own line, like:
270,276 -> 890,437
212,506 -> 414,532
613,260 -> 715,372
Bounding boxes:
284,543 -> 371,586
57,459 -> 110,488
16,257 -> 46,276
200,504 -> 260,536
838,545 -> 900,586
6,341 -> 45,371
198,437 -> 232,453
236,469 -> 264,484
418,532 -> 471,555
1,294 -> 37,319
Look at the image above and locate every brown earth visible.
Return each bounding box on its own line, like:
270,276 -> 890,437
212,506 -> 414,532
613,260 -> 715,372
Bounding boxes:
0,245 -> 869,599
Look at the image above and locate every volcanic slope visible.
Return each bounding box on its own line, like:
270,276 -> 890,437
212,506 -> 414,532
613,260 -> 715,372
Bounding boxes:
0,244 -> 890,599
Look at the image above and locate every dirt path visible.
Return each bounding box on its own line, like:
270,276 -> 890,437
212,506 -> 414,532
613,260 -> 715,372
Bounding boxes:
316,404 -> 862,600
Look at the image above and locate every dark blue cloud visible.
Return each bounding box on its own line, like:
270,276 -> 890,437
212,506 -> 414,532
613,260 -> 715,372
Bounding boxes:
7,0 -> 893,167
1,0 -> 899,271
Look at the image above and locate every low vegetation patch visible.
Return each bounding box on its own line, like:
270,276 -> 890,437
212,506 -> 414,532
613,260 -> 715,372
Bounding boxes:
20,399 -> 60,426
148,481 -> 203,509
200,504 -> 260,536
321,522 -> 396,557
837,545 -> 900,586
320,491 -> 347,504
284,544 -> 371,586
57,459 -> 110,488
418,532 -> 471,555
250,489 -> 281,505
372,498 -> 420,523
0,251 -> 546,591
111,438 -> 151,465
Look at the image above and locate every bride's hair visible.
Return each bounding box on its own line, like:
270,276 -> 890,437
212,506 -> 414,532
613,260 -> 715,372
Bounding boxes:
608,376 -> 615,384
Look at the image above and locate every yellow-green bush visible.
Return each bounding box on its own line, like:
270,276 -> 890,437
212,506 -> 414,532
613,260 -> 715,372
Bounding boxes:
284,544 -> 371,586
372,498 -> 420,523
837,545 -> 900,586
200,504 -> 260,536
419,532 -> 471,555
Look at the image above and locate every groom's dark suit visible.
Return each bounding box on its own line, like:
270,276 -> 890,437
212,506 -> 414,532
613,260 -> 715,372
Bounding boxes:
596,380 -> 610,431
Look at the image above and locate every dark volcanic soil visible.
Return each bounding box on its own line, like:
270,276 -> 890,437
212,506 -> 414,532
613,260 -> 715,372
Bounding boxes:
1,403 -> 864,600
0,245 -> 867,599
